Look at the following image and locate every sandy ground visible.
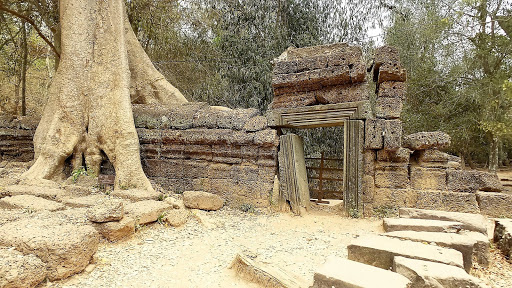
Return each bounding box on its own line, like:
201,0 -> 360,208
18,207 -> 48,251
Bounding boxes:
40,210 -> 383,288
33,208 -> 510,288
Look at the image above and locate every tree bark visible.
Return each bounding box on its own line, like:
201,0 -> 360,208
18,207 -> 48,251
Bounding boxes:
489,135 -> 499,173
20,19 -> 27,116
22,0 -> 187,192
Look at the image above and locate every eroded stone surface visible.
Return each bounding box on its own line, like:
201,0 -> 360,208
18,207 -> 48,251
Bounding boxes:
0,195 -> 65,211
383,218 -> 464,233
348,235 -> 464,270
399,208 -> 488,235
0,217 -> 99,280
94,217 -> 135,242
312,256 -> 411,288
403,132 -> 451,150
494,219 -> 512,259
393,256 -> 487,288
183,191 -> 224,211
0,247 -> 47,288
384,231 -> 479,272
87,199 -> 124,223
124,200 -> 171,225
163,209 -> 190,227
2,185 -> 67,200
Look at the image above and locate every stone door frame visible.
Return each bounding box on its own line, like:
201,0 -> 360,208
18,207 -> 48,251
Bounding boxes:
267,101 -> 369,214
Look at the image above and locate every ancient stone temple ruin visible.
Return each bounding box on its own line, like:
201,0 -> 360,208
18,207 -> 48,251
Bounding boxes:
0,43 -> 510,217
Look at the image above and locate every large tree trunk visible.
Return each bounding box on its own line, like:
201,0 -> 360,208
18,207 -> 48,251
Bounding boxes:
22,0 -> 187,192
489,135 -> 499,173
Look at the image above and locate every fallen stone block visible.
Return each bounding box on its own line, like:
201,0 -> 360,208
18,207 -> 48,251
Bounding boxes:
347,235 -> 464,270
86,199 -> 124,223
110,189 -> 162,201
403,131 -> 451,150
163,209 -> 190,227
410,167 -> 447,191
477,192 -> 512,218
383,218 -> 464,233
494,219 -> 512,259
94,217 -> 135,242
399,208 -> 487,235
183,191 -> 224,211
384,231 -> 478,272
312,256 -> 411,288
393,257 -> 487,288
376,97 -> 403,119
2,185 -> 67,200
415,190 -> 480,214
0,247 -> 47,288
0,195 -> 65,212
230,253 -> 309,288
0,217 -> 99,280
124,200 -> 171,225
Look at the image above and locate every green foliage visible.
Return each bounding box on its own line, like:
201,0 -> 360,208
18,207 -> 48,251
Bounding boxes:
240,203 -> 255,213
71,167 -> 87,183
386,0 -> 512,168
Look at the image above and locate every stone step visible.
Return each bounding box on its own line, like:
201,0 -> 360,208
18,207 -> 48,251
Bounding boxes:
399,208 -> 487,235
384,231 -> 478,272
0,195 -> 65,212
383,218 -> 463,233
348,235 -> 464,270
311,256 -> 411,288
459,231 -> 490,267
393,256 -> 488,288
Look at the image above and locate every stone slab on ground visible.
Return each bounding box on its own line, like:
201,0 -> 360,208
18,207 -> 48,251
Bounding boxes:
60,194 -> 112,208
230,253 -> 309,288
383,218 -> 464,233
459,231 -> 490,267
87,199 -> 124,223
163,209 -> 190,227
477,192 -> 512,218
347,235 -> 464,270
110,189 -> 161,201
2,185 -> 67,200
183,191 -> 224,211
0,195 -> 65,211
311,256 -> 411,288
494,219 -> 512,259
94,217 -> 135,242
0,217 -> 99,280
393,256 -> 487,288
384,231 -> 478,272
0,247 -> 47,288
399,208 -> 487,235
124,200 -> 171,225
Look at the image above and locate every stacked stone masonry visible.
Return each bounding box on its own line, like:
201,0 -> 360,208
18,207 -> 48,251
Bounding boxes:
0,103 -> 279,208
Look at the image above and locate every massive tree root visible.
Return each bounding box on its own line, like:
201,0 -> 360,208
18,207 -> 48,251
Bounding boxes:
22,0 -> 187,191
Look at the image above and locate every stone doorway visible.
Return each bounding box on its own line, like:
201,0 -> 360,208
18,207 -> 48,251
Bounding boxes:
268,102 -> 368,215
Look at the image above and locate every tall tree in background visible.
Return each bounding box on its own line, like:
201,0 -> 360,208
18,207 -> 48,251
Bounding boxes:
386,0 -> 512,170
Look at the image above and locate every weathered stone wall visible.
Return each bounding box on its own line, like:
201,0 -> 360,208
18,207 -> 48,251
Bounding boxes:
0,103 -> 279,208
362,47 -> 507,217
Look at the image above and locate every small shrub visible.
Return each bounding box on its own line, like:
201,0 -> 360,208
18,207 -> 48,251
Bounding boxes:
240,203 -> 255,213
71,167 -> 87,183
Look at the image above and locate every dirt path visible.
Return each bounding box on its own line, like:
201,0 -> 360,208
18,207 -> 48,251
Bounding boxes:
44,210 -> 383,288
